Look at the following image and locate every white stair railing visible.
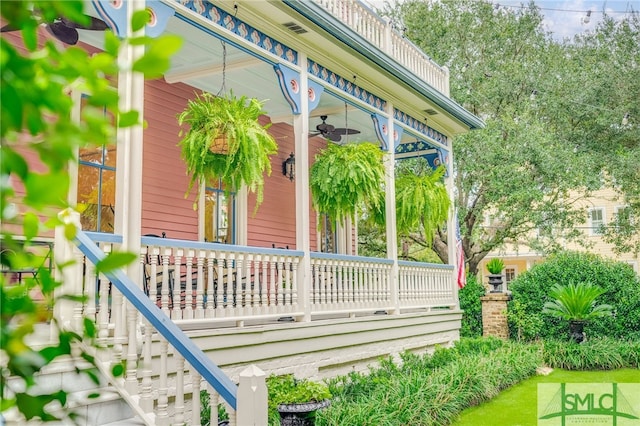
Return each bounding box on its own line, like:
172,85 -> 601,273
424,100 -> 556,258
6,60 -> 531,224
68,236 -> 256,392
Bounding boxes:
55,210 -> 267,425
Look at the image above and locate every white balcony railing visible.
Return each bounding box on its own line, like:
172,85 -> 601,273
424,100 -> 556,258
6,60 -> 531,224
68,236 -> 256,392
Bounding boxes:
312,0 -> 450,96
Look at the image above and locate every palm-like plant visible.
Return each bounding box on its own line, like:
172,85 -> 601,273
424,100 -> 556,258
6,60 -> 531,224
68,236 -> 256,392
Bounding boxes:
542,282 -> 613,321
542,281 -> 613,342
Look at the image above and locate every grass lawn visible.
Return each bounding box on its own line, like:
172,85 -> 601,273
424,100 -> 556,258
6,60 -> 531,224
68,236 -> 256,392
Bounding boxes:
452,369 -> 640,426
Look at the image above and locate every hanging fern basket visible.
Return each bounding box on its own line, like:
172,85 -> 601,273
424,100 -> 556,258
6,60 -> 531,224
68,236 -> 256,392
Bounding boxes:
310,142 -> 386,225
177,92 -> 278,210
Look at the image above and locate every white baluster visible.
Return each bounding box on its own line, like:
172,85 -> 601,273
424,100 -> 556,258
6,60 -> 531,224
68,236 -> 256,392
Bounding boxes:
195,251 -> 205,319
172,248 -> 182,319
139,319 -> 153,412
156,338 -> 169,425
149,247 -> 159,308
191,370 -> 202,425
124,301 -> 139,394
185,249 -> 195,319
84,257 -> 97,322
209,386 -> 219,426
161,247 -> 171,316
207,251 -> 215,316
268,256 -> 276,310
175,353 -> 185,424
216,252 -> 225,315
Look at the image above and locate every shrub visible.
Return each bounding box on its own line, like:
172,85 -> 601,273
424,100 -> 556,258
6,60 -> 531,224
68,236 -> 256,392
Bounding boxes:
318,338 -> 541,425
459,274 -> 485,338
508,251 -> 640,340
542,338 -> 640,370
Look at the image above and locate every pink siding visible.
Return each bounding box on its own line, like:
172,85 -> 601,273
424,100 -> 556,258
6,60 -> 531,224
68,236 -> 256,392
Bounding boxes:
141,79 -> 199,240
246,123 -> 326,250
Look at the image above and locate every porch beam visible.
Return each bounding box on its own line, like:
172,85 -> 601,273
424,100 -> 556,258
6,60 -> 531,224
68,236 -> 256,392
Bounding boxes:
164,57 -> 263,84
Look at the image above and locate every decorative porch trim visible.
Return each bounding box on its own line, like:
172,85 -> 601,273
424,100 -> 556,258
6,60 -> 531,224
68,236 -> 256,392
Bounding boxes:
93,0 -> 175,38
394,108 -> 448,147
274,64 -> 324,115
175,0 -> 298,65
307,59 -> 386,112
371,113 -> 403,151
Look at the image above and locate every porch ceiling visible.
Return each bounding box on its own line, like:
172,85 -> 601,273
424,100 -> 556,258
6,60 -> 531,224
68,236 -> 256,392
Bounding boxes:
77,0 -> 447,150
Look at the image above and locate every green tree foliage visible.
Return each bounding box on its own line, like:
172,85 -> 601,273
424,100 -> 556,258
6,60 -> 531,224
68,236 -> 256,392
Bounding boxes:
458,274 -> 485,338
1,1 -> 181,422
508,251 -> 640,340
385,0 -> 640,272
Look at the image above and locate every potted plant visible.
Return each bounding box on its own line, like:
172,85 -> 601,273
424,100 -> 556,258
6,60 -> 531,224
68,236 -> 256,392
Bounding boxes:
486,258 -> 504,293
310,142 -> 385,225
177,92 -> 278,210
267,374 -> 331,426
542,281 -> 613,343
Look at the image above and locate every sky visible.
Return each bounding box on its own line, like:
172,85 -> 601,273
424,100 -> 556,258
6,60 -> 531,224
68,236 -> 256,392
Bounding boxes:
497,0 -> 637,40
365,0 -> 638,40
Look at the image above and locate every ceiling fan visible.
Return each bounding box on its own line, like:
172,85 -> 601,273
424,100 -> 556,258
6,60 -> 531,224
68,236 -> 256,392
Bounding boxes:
1,14 -> 109,45
310,115 -> 360,142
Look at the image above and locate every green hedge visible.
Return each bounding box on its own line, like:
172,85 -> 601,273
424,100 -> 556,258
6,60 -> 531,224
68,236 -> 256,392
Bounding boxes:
542,338 -> 640,370
317,338 -> 541,426
508,251 -> 640,340
458,274 -> 485,338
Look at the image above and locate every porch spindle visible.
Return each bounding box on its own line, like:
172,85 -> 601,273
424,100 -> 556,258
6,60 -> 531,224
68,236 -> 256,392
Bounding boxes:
216,253 -> 225,314
172,248 -> 182,319
156,338 -> 169,425
124,301 -> 139,394
175,353 -> 185,424
161,247 -> 171,316
184,250 -> 194,319
191,370 -> 202,425
139,319 -> 153,412
207,252 -> 215,316
195,251 -> 205,318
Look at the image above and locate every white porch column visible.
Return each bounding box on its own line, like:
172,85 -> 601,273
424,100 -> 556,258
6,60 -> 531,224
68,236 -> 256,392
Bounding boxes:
294,53 -> 312,322
445,146 -> 459,308
384,103 -> 399,315
113,0 -> 145,395
114,0 -> 145,283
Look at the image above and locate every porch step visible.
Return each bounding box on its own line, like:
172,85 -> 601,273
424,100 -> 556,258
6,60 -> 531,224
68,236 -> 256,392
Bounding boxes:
2,357 -> 136,425
101,416 -> 145,426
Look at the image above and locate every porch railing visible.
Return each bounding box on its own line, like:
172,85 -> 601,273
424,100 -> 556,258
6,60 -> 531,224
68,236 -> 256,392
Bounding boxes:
311,0 -> 450,96
398,260 -> 456,310
55,212 -> 267,426
54,220 -> 458,423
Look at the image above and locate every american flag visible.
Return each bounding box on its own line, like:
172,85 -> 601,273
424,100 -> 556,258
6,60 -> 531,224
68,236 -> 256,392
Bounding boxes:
456,212 -> 466,289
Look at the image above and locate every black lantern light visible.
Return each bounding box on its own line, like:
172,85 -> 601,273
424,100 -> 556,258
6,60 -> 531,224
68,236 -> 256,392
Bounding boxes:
282,152 -> 295,181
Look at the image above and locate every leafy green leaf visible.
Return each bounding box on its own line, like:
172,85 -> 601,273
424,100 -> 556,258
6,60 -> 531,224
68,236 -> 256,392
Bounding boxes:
132,9 -> 151,32
95,251 -> 137,274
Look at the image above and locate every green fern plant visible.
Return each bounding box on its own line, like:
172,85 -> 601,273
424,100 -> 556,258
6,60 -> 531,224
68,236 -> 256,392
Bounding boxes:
542,281 -> 613,322
177,92 -> 278,210
310,142 -> 386,225
486,258 -> 505,274
366,165 -> 451,244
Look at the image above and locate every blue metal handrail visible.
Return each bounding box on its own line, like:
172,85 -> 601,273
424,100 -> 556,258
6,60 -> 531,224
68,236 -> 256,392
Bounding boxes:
73,228 -> 238,408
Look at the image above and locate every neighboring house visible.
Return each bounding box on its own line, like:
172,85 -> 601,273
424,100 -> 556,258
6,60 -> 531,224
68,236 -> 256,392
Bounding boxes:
2,0 -> 482,423
481,187 -> 640,290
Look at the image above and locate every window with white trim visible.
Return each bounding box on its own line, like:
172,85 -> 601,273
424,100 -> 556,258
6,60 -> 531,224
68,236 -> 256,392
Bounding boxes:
588,207 -> 605,236
505,267 -> 517,284
76,95 -> 116,232
203,181 -> 235,244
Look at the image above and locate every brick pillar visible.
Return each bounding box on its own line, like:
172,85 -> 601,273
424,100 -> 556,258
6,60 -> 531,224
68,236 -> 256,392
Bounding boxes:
481,293 -> 512,340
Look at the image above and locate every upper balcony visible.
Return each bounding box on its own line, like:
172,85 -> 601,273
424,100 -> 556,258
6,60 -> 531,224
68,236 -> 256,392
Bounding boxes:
310,0 -> 450,96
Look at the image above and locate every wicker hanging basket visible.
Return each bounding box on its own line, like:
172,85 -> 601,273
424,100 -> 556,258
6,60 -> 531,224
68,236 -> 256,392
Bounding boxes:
209,133 -> 229,154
